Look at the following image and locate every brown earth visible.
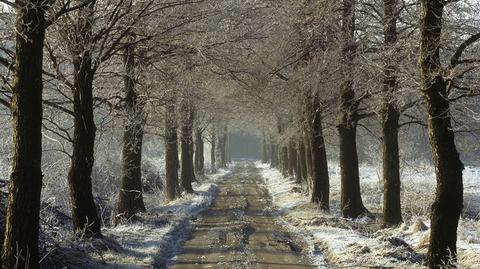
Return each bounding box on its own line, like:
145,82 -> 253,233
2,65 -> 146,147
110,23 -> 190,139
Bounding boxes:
170,165 -> 316,269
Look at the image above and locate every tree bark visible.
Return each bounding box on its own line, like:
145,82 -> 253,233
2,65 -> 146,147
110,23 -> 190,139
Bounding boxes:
226,132 -> 231,163
210,130 -> 216,173
288,140 -> 297,177
2,1 -> 48,267
297,138 -> 307,187
277,144 -> 283,171
67,0 -> 102,237
310,92 -> 330,210
180,100 -> 195,193
281,145 -> 289,177
117,34 -> 146,220
189,131 -> 195,181
276,122 -> 287,174
338,0 -> 368,218
194,128 -> 205,177
304,134 -> 313,194
262,130 -> 269,163
270,137 -> 278,168
382,0 -> 402,227
217,126 -> 227,168
164,93 -> 180,201
420,1 -> 464,267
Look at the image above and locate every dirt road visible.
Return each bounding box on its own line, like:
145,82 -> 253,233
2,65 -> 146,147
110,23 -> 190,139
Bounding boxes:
170,163 -> 316,269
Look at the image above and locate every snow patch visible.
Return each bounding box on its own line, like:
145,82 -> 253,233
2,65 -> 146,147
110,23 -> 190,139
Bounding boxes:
256,162 -> 480,268
41,169 -> 232,268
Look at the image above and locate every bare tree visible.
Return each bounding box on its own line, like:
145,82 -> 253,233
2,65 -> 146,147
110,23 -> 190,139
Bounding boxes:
65,0 -> 103,237
381,0 -> 402,227
116,33 -> 146,221
210,127 -> 217,173
180,97 -> 195,193
217,125 -> 228,169
1,1 -> 49,267
194,127 -> 205,177
164,90 -> 180,200
308,91 -> 330,209
338,0 -> 369,218
419,0 -> 480,267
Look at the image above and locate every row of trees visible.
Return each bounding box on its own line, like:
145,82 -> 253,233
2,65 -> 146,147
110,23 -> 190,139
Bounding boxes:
0,0 -> 479,268
245,1 -> 479,268
0,0 -> 265,268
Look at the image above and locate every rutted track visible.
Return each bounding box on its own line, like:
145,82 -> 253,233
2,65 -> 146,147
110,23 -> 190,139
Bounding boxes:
170,163 -> 316,269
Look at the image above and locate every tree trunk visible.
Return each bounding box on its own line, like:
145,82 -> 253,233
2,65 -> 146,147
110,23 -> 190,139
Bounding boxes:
164,93 -> 180,201
310,92 -> 330,210
226,132 -> 231,163
217,126 -> 227,168
304,134 -> 313,194
338,125 -> 367,217
180,100 -> 195,193
194,128 -> 205,177
117,34 -> 146,220
297,139 -> 307,186
223,127 -> 228,166
277,145 -> 283,171
295,140 -> 302,184
270,138 -> 277,168
67,1 -> 102,237
288,141 -> 297,177
210,130 -> 216,173
2,1 -> 48,267
382,104 -> 401,225
302,94 -> 314,195
276,122 -> 286,174
338,0 -> 368,218
281,145 -> 289,177
189,132 -> 196,181
262,131 -> 268,163
420,1 -> 464,267
382,0 -> 402,227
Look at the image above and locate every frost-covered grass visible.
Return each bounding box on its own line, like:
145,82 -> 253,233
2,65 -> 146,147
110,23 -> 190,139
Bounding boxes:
257,161 -> 480,268
40,168 -> 232,269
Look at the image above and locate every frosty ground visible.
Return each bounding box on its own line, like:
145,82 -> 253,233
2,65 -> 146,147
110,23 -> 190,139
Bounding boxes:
39,169 -> 233,269
38,161 -> 479,269
258,162 -> 480,269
